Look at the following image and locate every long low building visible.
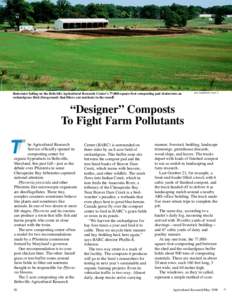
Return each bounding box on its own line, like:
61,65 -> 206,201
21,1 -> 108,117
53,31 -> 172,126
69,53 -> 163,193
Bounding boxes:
199,14 -> 213,18
54,18 -> 109,30
199,14 -> 232,18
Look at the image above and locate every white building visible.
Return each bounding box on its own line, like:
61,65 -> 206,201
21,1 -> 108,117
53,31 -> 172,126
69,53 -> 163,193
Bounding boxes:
199,14 -> 213,18
54,18 -> 109,31
19,25 -> 34,32
199,13 -> 232,20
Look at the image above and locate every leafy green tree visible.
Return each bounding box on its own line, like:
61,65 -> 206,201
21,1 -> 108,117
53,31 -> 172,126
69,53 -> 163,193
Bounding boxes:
188,5 -> 201,19
0,6 -> 5,24
4,0 -> 34,28
95,4 -> 108,18
86,3 -> 96,18
163,7 -> 178,27
124,6 -> 138,18
73,4 -> 87,18
31,0 -> 57,22
176,9 -> 188,26
140,5 -> 160,19
120,10 -> 129,18
104,4 -> 119,18
163,5 -> 188,27
86,3 -> 108,18
214,10 -> 225,24
56,0 -> 71,18
222,5 -> 232,14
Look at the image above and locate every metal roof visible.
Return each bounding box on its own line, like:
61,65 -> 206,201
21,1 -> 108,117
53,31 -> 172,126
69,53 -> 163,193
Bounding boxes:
56,18 -> 109,23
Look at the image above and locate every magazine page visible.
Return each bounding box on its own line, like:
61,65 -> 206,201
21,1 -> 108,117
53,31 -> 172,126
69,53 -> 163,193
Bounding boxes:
0,1 -> 231,300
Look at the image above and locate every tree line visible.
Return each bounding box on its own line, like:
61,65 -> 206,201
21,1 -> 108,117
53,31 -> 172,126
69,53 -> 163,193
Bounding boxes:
0,1 -> 232,28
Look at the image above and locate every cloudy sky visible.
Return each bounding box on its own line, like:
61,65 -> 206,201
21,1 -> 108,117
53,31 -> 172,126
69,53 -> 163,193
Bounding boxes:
71,1 -> 232,7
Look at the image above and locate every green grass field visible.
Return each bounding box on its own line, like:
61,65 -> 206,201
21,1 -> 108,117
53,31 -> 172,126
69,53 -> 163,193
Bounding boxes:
108,18 -> 164,28
188,16 -> 232,27
109,17 -> 232,28
0,30 -> 232,90
31,17 -> 232,29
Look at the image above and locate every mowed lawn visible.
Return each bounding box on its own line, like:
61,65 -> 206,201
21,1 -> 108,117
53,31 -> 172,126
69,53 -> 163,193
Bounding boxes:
108,18 -> 164,28
0,31 -> 232,90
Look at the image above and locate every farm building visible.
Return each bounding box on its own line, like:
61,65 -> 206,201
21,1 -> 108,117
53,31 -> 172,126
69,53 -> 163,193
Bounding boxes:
199,14 -> 213,18
199,14 -> 232,19
54,18 -> 109,30
19,25 -> 34,32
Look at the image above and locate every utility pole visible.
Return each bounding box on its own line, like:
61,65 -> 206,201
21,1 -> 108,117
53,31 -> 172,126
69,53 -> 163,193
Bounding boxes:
15,13 -> 20,31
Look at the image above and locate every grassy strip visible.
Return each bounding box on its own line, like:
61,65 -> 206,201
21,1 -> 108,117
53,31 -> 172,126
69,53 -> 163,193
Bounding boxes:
0,71 -> 230,91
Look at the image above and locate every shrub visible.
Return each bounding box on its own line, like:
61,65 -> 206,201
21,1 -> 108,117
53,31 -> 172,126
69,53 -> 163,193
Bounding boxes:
113,76 -> 125,85
90,80 -> 100,87
13,73 -> 21,79
210,79 -> 216,88
33,75 -> 53,86
1,69 -> 7,76
1,75 -> 8,83
58,80 -> 75,90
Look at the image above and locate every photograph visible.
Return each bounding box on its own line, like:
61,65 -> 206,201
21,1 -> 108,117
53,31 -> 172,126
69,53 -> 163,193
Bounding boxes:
1,2 -> 232,299
0,0 -> 232,91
